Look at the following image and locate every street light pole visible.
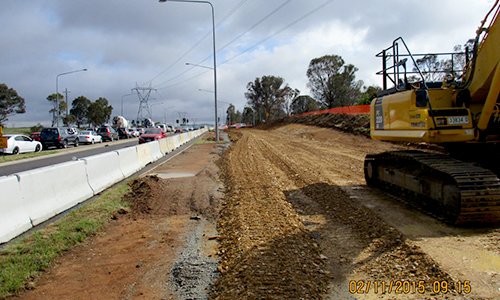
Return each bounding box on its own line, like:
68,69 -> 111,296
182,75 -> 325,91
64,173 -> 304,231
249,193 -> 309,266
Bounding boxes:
121,93 -> 134,116
159,0 -> 218,142
56,68 -> 87,126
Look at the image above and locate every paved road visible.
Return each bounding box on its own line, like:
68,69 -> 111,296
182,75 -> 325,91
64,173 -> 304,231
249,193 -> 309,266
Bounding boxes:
0,139 -> 138,176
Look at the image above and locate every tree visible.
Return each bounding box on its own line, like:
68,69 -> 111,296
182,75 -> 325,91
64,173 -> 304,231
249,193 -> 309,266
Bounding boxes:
70,96 -> 91,128
87,97 -> 113,127
245,75 -> 296,123
357,85 -> 382,105
412,39 -> 474,83
226,104 -> 236,125
63,114 -> 76,126
241,107 -> 254,125
47,93 -> 66,126
290,95 -> 319,114
282,87 -> 300,116
306,54 -> 362,108
30,123 -> 43,133
0,83 -> 26,126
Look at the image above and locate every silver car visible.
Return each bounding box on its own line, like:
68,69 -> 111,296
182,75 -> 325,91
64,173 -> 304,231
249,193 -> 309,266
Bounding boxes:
78,130 -> 103,144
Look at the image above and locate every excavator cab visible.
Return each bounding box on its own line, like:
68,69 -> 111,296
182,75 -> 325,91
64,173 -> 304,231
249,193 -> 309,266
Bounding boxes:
364,1 -> 500,224
369,37 -> 476,144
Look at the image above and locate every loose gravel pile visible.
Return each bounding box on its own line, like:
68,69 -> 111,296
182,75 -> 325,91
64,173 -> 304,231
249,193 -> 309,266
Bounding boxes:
211,132 -> 330,299
211,127 -> 463,299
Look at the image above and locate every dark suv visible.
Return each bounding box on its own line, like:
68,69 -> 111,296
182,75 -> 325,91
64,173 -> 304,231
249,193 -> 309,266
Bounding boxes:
97,126 -> 119,142
117,127 -> 132,139
40,127 -> 79,149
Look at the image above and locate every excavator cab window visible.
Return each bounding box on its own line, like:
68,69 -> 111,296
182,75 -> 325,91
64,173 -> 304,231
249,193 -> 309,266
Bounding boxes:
415,89 -> 429,107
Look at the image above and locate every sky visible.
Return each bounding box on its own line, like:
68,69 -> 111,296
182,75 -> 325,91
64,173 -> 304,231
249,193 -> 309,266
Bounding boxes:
1,0 -> 495,127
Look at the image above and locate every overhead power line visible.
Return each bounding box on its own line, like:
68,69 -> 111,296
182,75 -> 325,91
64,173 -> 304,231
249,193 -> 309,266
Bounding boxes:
154,0 -> 335,90
147,0 -> 249,84
219,0 -> 335,65
153,0 -> 292,89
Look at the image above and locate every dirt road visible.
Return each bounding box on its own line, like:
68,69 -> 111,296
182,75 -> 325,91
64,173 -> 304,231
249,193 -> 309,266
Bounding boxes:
212,124 -> 499,299
12,125 -> 499,299
16,141 -> 223,300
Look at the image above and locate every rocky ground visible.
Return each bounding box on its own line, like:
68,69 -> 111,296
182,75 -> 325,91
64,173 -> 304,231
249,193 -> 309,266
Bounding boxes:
10,119 -> 500,299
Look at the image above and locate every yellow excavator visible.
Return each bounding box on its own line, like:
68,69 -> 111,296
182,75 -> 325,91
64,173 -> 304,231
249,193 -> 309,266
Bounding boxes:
364,1 -> 500,224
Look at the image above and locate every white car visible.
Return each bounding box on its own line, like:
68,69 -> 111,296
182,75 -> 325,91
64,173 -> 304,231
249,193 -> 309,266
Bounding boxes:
78,130 -> 103,144
129,128 -> 141,137
0,134 -> 43,154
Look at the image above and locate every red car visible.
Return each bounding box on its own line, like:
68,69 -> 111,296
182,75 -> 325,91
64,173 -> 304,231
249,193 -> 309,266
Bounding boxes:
138,128 -> 166,144
30,132 -> 41,141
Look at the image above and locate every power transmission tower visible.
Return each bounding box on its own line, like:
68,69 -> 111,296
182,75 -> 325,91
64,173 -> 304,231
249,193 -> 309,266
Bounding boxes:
132,84 -> 156,125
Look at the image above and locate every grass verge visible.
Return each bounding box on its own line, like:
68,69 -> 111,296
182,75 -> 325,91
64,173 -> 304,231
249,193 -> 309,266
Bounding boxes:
0,151 -> 58,164
2,128 -> 31,135
0,181 -> 131,298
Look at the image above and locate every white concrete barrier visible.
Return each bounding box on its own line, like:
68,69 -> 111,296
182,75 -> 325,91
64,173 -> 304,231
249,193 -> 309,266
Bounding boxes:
158,138 -> 169,155
17,161 -> 94,226
173,134 -> 182,148
1,128 -> 212,243
0,175 -> 32,243
149,140 -> 163,162
159,137 -> 177,155
180,132 -> 188,144
82,152 -> 125,194
115,147 -> 141,177
136,142 -> 153,167
165,136 -> 176,153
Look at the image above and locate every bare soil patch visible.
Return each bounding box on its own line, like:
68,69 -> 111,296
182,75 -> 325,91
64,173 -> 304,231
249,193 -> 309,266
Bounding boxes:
212,125 -> 499,299
14,141 -> 223,300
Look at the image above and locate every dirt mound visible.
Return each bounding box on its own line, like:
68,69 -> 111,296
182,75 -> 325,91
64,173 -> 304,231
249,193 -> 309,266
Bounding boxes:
124,175 -> 161,215
281,113 -> 371,137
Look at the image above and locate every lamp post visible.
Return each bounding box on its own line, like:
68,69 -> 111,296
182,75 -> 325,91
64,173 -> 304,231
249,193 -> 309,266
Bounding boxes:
159,0 -> 218,142
56,68 -> 87,126
121,93 -> 134,116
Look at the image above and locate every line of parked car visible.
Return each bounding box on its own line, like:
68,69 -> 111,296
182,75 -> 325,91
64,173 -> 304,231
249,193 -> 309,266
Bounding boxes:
0,125 -> 177,155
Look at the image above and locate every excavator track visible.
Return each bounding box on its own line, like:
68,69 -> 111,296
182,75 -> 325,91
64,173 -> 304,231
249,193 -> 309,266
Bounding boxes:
364,150 -> 500,225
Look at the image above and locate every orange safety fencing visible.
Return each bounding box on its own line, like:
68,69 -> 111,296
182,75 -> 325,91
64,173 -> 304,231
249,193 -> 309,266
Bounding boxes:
293,104 -> 370,117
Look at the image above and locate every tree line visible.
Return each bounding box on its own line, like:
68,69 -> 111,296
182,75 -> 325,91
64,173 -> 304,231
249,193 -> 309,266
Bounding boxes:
46,93 -> 113,128
227,37 -> 473,125
225,54 -> 380,125
0,40 -> 473,127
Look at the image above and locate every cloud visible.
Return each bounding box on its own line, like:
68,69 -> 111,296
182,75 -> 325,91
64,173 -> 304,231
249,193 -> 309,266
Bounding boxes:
0,0 -> 494,126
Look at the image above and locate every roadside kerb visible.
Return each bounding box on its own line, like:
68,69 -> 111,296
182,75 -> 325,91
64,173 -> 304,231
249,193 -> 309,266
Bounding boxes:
16,160 -> 94,226
0,175 -> 32,243
81,152 -> 125,194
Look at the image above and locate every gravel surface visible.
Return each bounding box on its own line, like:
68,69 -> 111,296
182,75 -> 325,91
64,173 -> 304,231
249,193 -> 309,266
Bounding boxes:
170,218 -> 219,300
210,125 -> 499,299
